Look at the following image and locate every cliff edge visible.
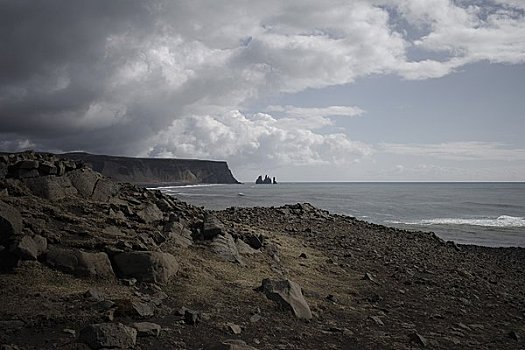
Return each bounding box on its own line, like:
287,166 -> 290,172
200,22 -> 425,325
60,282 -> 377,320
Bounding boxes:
62,152 -> 240,186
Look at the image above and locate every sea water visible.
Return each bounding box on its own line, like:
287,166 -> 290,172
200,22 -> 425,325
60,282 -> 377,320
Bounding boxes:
156,182 -> 525,248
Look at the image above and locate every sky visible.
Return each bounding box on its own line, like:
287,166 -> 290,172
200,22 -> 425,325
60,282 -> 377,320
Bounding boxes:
1,0 -> 524,182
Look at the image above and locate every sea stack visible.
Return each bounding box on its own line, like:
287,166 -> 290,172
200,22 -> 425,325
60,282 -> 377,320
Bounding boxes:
255,175 -> 275,184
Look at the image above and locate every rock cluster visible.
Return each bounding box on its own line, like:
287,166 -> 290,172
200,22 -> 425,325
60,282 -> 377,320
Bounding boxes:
255,175 -> 276,184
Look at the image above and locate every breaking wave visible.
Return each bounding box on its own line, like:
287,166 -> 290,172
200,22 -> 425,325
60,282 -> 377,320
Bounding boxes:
388,215 -> 525,228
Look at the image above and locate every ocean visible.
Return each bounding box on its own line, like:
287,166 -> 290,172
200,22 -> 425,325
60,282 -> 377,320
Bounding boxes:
155,182 -> 525,248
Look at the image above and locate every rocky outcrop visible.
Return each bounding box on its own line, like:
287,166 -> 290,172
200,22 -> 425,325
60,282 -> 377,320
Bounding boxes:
0,151 -> 119,201
112,251 -> 179,284
62,152 -> 239,185
256,278 -> 312,320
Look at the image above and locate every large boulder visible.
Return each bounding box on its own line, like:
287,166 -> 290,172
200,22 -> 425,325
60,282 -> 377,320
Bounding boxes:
66,169 -> 99,198
78,323 -> 137,349
202,213 -> 225,239
0,202 -> 22,245
211,233 -> 244,265
257,278 -> 312,320
136,203 -> 163,223
23,176 -> 78,201
91,178 -> 119,202
113,251 -> 178,284
206,340 -> 259,350
46,247 -> 115,278
15,235 -> 47,260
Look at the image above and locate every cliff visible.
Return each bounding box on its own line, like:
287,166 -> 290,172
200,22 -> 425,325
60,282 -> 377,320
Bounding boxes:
61,152 -> 240,185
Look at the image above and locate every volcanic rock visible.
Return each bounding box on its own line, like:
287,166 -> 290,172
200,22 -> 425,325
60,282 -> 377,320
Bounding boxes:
211,233 -> 244,265
132,322 -> 161,337
78,322 -> 137,349
202,213 -> 225,239
112,251 -> 178,284
46,247 -> 115,278
257,278 -> 312,320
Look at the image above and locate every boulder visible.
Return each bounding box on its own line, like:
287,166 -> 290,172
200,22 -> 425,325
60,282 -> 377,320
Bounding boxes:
0,202 -> 22,245
39,161 -> 57,175
115,299 -> 154,318
132,322 -> 161,337
78,323 -> 137,349
46,247 -> 115,278
136,203 -> 163,223
66,169 -> 99,198
15,235 -> 47,260
257,278 -> 312,320
113,251 -> 178,284
202,214 -> 225,239
236,239 -> 259,255
206,340 -> 259,350
243,235 -> 263,249
23,176 -> 78,201
211,233 -> 244,265
91,178 -> 118,202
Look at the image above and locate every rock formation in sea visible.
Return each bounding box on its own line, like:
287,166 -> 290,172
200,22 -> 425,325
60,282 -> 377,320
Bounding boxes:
255,174 -> 274,184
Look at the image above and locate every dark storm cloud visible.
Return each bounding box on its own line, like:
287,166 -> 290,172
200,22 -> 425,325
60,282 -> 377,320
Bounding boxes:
0,0 -> 158,151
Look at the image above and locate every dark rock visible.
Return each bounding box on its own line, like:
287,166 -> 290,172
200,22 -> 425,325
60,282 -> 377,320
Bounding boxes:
256,278 -> 312,320
326,294 -> 338,303
299,253 -> 308,259
136,203 -> 163,223
370,316 -> 384,326
84,288 -> 105,302
409,332 -> 428,347
171,228 -> 193,248
133,322 -> 161,337
91,178 -> 118,202
46,247 -> 115,278
243,235 -> 263,249
0,202 -> 23,244
15,235 -> 47,260
362,272 -> 377,283
236,238 -> 259,255
249,314 -> 261,323
17,160 -> 39,170
115,299 -> 155,318
66,169 -> 99,198
112,251 -> 178,284
509,330 -> 520,341
206,339 -> 259,350
23,175 -> 78,201
225,322 -> 242,334
39,161 -> 57,175
211,233 -> 244,265
184,309 -> 202,325
78,322 -> 137,349
202,213 -> 225,239
13,168 -> 40,179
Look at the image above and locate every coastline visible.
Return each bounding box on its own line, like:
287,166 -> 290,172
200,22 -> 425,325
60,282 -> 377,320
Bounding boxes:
0,152 -> 524,349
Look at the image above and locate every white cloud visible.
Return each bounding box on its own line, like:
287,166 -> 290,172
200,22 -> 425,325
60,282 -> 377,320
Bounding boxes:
145,110 -> 373,168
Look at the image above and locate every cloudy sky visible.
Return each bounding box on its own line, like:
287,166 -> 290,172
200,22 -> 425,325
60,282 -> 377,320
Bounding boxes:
1,0 -> 524,181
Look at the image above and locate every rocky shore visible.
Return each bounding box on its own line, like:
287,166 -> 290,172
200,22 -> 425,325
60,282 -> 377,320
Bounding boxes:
0,151 -> 523,349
